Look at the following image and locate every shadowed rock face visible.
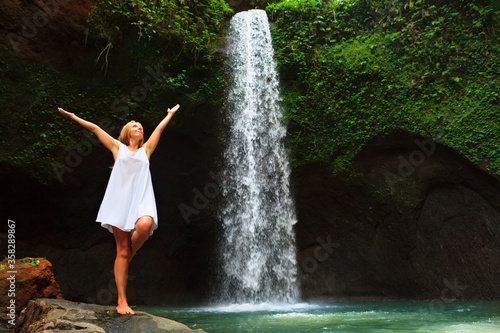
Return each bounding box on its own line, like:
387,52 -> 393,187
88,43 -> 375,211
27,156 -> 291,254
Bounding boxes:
226,0 -> 252,13
15,298 -> 205,333
294,135 -> 500,300
0,0 -> 96,65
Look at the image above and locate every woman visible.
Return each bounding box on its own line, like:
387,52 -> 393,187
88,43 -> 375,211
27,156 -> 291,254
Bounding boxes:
58,104 -> 180,315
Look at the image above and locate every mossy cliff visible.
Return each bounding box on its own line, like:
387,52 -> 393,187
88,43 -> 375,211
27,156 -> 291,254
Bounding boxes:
267,0 -> 500,300
1,0 -> 500,303
268,0 -> 499,179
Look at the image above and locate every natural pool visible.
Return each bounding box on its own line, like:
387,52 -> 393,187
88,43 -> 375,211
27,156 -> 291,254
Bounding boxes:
139,300 -> 500,332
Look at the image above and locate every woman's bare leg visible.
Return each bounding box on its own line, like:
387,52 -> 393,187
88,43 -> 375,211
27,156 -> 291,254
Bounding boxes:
130,216 -> 153,260
110,217 -> 152,314
112,227 -> 135,315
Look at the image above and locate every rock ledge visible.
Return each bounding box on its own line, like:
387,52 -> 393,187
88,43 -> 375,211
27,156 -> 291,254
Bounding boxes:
16,298 -> 205,333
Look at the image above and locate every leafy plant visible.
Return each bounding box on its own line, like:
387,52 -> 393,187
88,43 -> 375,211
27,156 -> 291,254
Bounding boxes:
87,0 -> 233,60
20,258 -> 40,266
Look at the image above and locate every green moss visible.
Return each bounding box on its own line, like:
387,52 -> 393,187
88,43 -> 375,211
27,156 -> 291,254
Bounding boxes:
268,0 -> 500,176
86,0 -> 233,61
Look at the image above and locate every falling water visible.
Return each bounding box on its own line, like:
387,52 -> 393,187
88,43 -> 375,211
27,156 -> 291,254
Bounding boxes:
218,9 -> 299,304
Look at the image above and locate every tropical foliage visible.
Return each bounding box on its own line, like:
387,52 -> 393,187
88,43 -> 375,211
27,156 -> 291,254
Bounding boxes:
268,0 -> 499,175
1,0 -> 499,183
1,0 -> 232,182
87,0 -> 232,60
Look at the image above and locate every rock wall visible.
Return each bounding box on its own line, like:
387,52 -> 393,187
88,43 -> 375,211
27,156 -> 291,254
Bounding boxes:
294,135 -> 500,300
1,0 -> 96,65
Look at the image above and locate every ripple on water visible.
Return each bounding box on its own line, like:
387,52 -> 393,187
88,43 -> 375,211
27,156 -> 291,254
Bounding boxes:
139,301 -> 500,333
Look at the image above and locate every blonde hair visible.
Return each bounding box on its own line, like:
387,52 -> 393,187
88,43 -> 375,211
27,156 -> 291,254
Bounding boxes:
118,120 -> 143,147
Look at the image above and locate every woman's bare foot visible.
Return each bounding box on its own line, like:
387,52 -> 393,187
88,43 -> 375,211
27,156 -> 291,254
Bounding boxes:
116,301 -> 135,315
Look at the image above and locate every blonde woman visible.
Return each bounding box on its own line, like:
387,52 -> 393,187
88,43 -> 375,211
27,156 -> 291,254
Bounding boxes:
58,104 -> 180,314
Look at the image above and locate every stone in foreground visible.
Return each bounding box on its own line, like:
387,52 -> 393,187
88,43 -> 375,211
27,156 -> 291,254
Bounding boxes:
16,299 -> 205,333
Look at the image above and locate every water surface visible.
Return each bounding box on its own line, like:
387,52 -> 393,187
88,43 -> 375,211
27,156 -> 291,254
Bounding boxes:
139,301 -> 500,332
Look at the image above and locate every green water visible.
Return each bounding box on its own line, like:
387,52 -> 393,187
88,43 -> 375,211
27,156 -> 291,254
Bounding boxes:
139,301 -> 500,332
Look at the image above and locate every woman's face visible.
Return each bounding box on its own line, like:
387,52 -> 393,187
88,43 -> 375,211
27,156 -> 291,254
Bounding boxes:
129,122 -> 143,140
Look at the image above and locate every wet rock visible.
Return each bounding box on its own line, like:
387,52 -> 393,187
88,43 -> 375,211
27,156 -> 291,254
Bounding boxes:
15,298 -> 205,333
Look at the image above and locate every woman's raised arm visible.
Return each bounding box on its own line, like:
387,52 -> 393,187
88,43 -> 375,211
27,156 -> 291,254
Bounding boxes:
58,107 -> 120,158
143,104 -> 180,159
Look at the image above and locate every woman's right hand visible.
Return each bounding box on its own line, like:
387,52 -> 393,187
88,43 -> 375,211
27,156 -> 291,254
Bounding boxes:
58,107 -> 74,118
167,104 -> 180,114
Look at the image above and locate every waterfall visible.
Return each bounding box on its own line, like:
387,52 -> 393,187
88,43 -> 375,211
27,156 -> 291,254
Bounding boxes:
218,9 -> 299,304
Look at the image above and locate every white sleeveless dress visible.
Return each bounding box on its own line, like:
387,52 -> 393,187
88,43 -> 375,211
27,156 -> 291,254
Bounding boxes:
96,144 -> 158,234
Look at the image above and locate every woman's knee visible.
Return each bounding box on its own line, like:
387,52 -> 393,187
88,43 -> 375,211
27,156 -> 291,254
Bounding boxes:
135,216 -> 153,233
117,246 -> 132,259
112,227 -> 132,259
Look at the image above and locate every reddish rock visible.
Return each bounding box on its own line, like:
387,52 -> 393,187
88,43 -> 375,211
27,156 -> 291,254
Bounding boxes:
0,257 -> 63,328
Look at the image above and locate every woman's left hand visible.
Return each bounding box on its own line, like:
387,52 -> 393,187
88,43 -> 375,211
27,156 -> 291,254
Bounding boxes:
57,107 -> 74,118
167,104 -> 180,114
